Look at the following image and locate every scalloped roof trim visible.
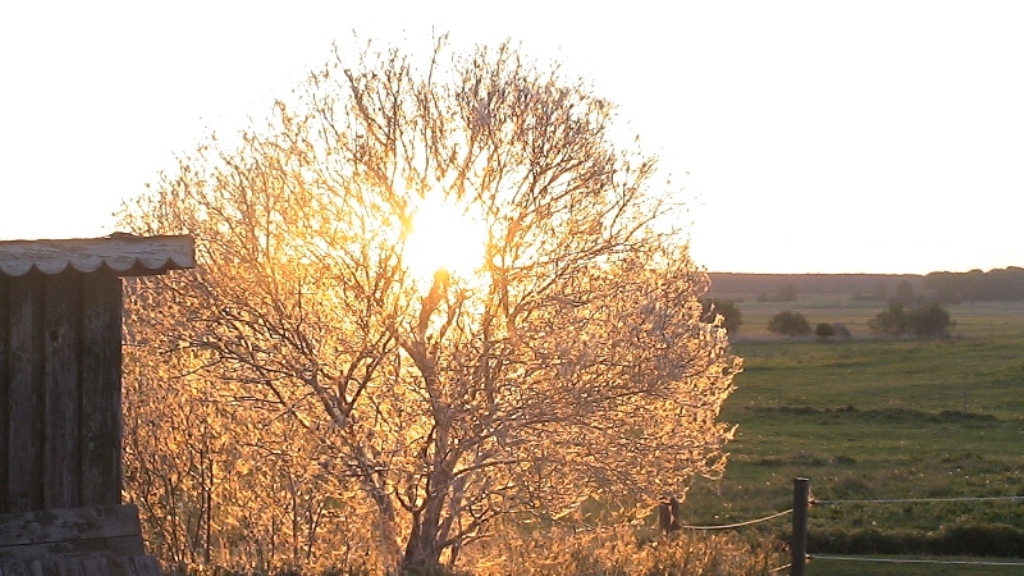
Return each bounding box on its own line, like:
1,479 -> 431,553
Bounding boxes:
0,235 -> 195,277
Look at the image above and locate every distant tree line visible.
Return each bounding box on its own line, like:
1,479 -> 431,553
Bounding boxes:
710,269 -> 1024,304
924,267 -> 1024,302
707,273 -> 923,296
756,284 -> 797,303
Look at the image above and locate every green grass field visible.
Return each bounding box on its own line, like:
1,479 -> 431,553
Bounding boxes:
806,555 -> 1024,575
681,297 -> 1024,563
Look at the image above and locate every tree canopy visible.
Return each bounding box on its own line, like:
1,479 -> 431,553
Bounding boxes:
869,303 -> 953,338
767,311 -> 811,337
119,38 -> 738,573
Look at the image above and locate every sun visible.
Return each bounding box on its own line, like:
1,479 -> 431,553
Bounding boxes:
404,193 -> 488,289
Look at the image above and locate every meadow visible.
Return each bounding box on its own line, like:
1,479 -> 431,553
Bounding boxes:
681,296 -> 1024,571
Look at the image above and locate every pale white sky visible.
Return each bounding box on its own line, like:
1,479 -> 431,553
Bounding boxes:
1,1 -> 1022,274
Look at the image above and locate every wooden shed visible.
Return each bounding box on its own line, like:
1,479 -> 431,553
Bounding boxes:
0,235 -> 195,574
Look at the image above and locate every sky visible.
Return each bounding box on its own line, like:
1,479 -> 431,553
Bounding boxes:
1,1 -> 1022,274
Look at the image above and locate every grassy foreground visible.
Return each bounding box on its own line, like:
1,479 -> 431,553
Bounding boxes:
806,555 -> 1024,575
682,298 -> 1024,559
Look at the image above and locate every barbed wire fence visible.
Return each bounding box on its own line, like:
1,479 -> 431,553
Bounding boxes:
574,482 -> 1024,575
657,495 -> 795,574
789,477 -> 1024,575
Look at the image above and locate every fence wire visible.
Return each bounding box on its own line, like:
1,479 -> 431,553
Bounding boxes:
814,495 -> 1024,506
812,554 -> 1024,567
571,506 -> 794,535
679,508 -> 793,531
807,493 -> 1024,572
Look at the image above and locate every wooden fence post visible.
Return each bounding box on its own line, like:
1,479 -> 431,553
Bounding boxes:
658,496 -> 680,534
791,477 -> 810,576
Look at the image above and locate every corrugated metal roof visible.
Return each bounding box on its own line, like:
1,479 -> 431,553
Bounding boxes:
0,235 -> 195,277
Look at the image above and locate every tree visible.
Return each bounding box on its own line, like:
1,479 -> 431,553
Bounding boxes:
907,302 -> 953,338
830,322 -> 852,338
701,299 -> 743,334
869,304 -> 907,336
869,303 -> 953,338
767,311 -> 811,336
121,315 -> 356,571
119,38 -> 739,573
814,322 -> 835,340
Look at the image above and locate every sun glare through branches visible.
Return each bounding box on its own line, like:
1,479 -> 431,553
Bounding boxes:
403,191 -> 488,290
118,37 -> 739,574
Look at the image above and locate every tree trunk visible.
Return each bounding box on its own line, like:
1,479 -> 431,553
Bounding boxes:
401,512 -> 443,575
401,472 -> 452,575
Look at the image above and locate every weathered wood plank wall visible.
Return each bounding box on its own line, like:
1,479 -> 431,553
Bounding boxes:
81,273 -> 123,507
0,269 -> 123,514
0,236 -> 189,573
44,271 -> 81,510
0,554 -> 161,576
0,505 -> 146,560
5,273 -> 44,513
0,276 -> 7,515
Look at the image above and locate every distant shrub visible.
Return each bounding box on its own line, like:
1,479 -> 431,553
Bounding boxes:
869,304 -> 907,336
701,299 -> 743,334
830,322 -> 852,338
907,302 -> 953,338
767,311 -> 811,336
814,322 -> 835,340
869,303 -> 952,338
